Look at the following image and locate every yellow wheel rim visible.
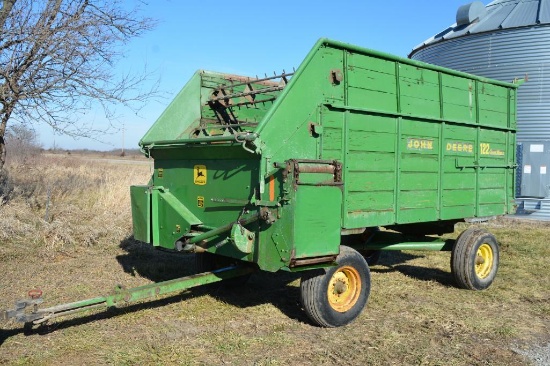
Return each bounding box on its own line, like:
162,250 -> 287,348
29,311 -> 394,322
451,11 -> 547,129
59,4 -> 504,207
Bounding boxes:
327,266 -> 361,312
475,243 -> 494,279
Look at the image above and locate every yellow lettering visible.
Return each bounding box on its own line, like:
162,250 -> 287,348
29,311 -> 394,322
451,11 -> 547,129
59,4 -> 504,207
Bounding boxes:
480,143 -> 491,155
408,138 -> 434,151
445,141 -> 474,154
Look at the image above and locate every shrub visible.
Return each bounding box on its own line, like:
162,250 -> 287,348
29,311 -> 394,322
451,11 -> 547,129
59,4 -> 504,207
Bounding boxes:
5,124 -> 43,166
0,168 -> 14,203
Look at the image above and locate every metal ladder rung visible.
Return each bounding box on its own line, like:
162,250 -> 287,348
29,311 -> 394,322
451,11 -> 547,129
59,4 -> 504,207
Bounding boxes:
210,85 -> 284,103
212,72 -> 293,92
209,72 -> 293,107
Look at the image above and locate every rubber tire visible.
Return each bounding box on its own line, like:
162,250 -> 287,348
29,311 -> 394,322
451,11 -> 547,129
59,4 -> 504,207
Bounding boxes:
451,228 -> 499,290
194,253 -> 251,286
300,246 -> 371,328
359,250 -> 381,266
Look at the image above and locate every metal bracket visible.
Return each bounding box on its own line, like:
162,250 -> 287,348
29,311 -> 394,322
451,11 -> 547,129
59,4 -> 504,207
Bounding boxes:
290,159 -> 343,188
230,224 -> 255,254
271,229 -> 291,262
329,69 -> 343,85
210,197 -> 280,208
455,158 -> 517,170
512,74 -> 528,86
308,122 -> 323,136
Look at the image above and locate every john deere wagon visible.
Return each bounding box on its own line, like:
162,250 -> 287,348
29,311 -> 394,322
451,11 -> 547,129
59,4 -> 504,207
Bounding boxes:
3,39 -> 520,328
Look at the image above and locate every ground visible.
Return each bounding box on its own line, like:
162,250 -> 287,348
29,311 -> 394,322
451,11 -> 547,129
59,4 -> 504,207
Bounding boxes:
0,154 -> 548,365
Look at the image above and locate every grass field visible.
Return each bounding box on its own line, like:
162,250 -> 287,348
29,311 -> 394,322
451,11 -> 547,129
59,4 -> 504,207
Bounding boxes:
0,154 -> 549,365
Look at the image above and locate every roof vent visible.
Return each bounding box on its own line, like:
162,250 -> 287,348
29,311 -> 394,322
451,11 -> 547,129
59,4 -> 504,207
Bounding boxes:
456,1 -> 487,26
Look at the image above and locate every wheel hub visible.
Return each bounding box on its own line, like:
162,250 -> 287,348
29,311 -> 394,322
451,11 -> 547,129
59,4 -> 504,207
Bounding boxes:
327,266 -> 361,312
333,279 -> 348,295
475,243 -> 494,279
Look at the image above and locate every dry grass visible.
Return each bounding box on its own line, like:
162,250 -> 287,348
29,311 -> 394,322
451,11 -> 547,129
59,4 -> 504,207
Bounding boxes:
0,154 -> 149,256
0,154 -> 549,365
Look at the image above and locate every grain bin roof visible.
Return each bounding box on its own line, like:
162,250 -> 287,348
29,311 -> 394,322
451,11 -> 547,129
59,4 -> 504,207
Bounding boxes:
410,0 -> 550,57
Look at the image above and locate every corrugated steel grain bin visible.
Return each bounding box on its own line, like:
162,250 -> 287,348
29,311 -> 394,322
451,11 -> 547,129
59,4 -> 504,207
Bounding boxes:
409,0 -> 550,218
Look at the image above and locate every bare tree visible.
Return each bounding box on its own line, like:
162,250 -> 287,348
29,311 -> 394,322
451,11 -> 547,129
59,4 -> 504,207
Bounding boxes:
0,0 -> 157,169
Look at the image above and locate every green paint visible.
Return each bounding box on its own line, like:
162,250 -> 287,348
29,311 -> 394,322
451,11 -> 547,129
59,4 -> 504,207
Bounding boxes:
130,185 -> 150,243
131,38 -> 518,273
7,266 -> 255,323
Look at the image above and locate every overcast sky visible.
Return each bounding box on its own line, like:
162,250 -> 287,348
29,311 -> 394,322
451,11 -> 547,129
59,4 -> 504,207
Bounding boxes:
39,0 -> 482,151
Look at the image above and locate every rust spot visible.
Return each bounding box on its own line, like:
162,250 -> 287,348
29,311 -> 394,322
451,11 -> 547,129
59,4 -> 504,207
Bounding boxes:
219,74 -> 280,87
28,289 -> 43,299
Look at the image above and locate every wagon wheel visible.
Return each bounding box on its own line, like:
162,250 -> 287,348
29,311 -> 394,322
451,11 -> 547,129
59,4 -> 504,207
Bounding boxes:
358,249 -> 381,266
451,228 -> 499,290
195,252 -> 252,286
358,227 -> 381,266
300,246 -> 371,327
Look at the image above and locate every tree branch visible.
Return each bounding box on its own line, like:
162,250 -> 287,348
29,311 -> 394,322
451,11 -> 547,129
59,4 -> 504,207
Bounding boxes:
0,0 -> 159,169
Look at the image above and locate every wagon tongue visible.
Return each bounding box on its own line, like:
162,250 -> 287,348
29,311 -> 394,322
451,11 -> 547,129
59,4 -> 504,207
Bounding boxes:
2,266 -> 255,326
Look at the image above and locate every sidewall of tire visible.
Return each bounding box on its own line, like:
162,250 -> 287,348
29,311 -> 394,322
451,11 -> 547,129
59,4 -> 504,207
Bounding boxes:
451,229 -> 499,290
301,246 -> 371,327
359,250 -> 381,266
470,232 -> 499,290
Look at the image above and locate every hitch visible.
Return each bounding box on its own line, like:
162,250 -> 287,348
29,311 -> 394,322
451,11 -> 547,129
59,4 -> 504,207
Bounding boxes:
2,265 -> 255,326
2,289 -> 45,323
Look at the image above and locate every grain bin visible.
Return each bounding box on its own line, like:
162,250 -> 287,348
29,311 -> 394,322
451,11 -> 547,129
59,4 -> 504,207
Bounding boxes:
409,0 -> 550,219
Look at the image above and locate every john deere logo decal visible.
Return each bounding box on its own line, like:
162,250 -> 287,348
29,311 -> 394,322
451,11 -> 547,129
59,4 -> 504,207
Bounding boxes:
194,165 -> 207,185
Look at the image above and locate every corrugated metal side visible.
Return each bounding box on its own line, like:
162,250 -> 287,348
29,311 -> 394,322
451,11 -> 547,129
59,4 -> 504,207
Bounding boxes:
515,197 -> 550,220
411,25 -> 550,143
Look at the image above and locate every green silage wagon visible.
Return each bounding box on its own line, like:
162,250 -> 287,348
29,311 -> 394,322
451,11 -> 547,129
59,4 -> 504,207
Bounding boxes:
130,38 -> 519,327
3,39 -> 520,329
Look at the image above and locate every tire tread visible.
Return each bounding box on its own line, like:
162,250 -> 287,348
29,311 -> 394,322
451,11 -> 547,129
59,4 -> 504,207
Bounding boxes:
451,228 -> 499,290
300,246 -> 370,327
